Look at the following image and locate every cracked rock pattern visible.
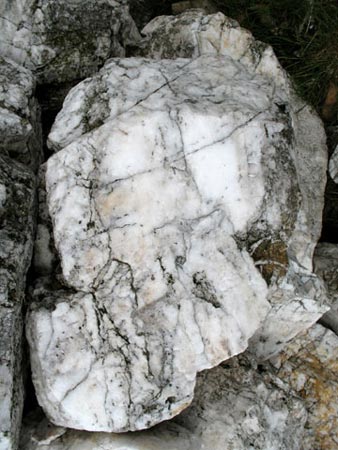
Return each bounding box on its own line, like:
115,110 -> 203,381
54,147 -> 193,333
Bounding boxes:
0,0 -> 140,84
26,52 -> 327,432
20,355 -> 307,450
0,154 -> 36,450
270,324 -> 338,450
131,11 -> 330,358
0,56 -> 42,170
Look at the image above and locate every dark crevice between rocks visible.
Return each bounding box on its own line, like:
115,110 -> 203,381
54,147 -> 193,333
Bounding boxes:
320,124 -> 338,243
35,80 -> 84,160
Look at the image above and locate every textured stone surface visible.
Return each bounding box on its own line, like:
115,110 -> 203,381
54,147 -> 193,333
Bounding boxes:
33,164 -> 58,276
0,154 -> 36,450
0,0 -> 140,84
134,11 -> 329,358
0,56 -> 42,170
314,243 -> 338,335
270,324 -> 338,450
26,49 -> 328,432
329,145 -> 338,183
20,355 -> 307,450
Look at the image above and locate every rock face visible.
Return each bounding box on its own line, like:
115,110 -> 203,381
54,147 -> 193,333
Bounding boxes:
0,55 -> 41,450
26,41 -> 327,432
0,56 -> 42,170
134,10 -> 329,358
270,324 -> 338,450
20,355 -> 307,450
0,0 -> 140,84
0,154 -> 36,450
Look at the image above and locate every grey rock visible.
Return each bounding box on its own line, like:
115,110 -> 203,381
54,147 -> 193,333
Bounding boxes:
0,0 -> 141,85
329,145 -> 338,183
0,56 -> 42,171
0,154 -> 36,450
33,164 -> 59,276
270,323 -> 338,450
19,356 -> 307,450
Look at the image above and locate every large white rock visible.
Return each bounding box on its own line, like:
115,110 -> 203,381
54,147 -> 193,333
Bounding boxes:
0,0 -> 140,84
133,11 -> 329,358
26,51 -> 326,432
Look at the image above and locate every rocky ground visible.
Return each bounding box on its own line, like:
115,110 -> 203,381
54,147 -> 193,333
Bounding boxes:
0,1 -> 337,450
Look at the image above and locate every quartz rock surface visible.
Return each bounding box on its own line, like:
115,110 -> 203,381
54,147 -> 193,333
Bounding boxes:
49,13 -> 328,360
0,154 -> 36,450
26,52 -> 327,432
270,324 -> 338,450
20,356 -> 307,450
132,11 -> 329,358
0,0 -> 140,84
0,56 -> 42,170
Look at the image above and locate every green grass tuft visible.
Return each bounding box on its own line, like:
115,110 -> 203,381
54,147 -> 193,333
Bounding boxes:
213,0 -> 338,122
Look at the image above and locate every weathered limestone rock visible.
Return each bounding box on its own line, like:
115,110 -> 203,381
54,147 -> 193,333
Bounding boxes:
270,324 -> 338,450
26,47 -> 327,432
0,0 -> 140,84
20,356 -> 307,450
314,243 -> 338,335
0,154 -> 36,450
133,11 -> 329,358
0,56 -> 42,170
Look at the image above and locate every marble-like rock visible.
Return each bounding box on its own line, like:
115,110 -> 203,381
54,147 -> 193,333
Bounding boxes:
0,154 -> 36,450
0,0 -> 140,84
49,13 -> 329,359
329,145 -> 338,183
20,355 -> 307,450
26,52 -> 327,432
314,243 -> 338,334
132,10 -> 330,358
270,324 -> 338,450
0,56 -> 42,171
